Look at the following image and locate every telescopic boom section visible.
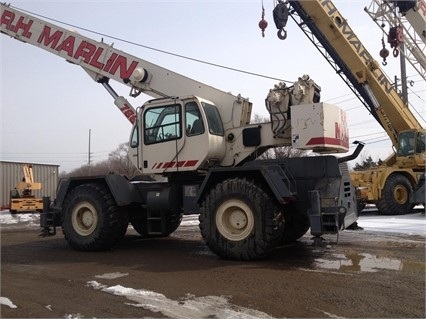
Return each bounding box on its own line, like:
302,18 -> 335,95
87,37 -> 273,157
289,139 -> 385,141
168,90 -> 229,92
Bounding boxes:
0,4 -> 250,129
289,0 -> 423,147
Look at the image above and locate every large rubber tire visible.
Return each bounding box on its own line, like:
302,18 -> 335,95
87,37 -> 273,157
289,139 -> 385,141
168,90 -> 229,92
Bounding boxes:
281,204 -> 310,243
376,174 -> 412,215
62,183 -> 129,251
199,178 -> 284,260
130,209 -> 182,238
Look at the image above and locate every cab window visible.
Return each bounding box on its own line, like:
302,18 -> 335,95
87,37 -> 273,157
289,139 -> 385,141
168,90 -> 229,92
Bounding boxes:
144,104 -> 181,144
202,102 -> 224,136
185,102 -> 205,136
398,131 -> 415,156
130,125 -> 139,148
416,132 -> 425,154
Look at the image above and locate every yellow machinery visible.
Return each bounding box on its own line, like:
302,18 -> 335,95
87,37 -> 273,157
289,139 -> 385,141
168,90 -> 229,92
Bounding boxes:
10,164 -> 43,214
284,0 -> 425,215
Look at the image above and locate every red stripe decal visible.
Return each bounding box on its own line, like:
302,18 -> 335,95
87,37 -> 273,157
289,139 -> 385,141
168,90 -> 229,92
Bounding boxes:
184,160 -> 198,167
306,137 -> 349,148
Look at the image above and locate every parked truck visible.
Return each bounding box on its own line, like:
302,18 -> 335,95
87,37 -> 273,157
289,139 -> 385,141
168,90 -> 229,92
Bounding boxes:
0,3 -> 363,260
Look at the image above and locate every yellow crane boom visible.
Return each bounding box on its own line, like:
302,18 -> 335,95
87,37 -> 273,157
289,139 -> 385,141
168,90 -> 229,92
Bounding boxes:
290,0 -> 422,148
285,0 -> 425,215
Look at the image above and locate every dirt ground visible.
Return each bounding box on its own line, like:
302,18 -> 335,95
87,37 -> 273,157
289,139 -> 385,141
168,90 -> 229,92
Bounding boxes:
1,214 -> 425,318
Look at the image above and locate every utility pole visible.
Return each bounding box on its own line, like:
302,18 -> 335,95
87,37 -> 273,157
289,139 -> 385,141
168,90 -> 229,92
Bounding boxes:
400,42 -> 408,104
88,129 -> 92,174
393,43 -> 409,104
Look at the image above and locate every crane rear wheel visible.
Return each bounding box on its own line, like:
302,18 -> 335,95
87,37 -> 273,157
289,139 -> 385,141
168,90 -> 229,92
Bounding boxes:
377,174 -> 412,215
199,178 -> 284,260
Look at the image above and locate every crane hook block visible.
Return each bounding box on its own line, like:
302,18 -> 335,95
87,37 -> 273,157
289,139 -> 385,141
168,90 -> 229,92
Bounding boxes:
387,26 -> 403,58
379,47 -> 389,66
273,1 -> 288,40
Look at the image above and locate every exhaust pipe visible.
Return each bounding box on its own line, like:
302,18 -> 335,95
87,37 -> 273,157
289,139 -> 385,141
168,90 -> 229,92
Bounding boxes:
338,141 -> 365,163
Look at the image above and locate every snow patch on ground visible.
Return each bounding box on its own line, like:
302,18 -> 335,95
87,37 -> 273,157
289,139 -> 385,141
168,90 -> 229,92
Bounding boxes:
64,313 -> 84,319
180,215 -> 200,226
0,297 -> 17,308
319,309 -> 346,318
95,272 -> 129,279
0,210 -> 39,226
87,281 -> 275,319
358,212 -> 426,235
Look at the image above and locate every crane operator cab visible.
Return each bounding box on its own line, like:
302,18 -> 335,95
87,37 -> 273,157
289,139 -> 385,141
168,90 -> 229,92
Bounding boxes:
126,75 -> 352,176
396,130 -> 426,168
128,96 -> 226,174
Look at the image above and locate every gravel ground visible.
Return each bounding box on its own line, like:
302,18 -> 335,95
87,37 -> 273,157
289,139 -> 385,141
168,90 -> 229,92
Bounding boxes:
1,212 -> 425,318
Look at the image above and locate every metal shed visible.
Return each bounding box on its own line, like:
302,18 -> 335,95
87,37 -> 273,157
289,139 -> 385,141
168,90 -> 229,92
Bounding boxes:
0,161 -> 59,210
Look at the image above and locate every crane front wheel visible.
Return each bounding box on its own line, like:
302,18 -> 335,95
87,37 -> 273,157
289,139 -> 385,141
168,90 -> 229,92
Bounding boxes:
62,184 -> 128,251
215,199 -> 255,242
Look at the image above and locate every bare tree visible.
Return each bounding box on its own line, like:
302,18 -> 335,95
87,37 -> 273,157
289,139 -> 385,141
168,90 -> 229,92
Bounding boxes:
108,143 -> 140,178
64,142 -> 141,178
260,147 -> 309,159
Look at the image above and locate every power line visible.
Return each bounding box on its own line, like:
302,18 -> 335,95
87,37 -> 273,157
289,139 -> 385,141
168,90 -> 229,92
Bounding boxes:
323,92 -> 354,102
11,4 -> 294,84
349,119 -> 377,127
351,131 -> 387,139
11,4 -> 424,123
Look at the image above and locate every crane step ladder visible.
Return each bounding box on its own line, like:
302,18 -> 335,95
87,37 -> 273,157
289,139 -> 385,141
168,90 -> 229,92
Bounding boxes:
146,192 -> 167,235
308,190 -> 345,245
146,211 -> 166,235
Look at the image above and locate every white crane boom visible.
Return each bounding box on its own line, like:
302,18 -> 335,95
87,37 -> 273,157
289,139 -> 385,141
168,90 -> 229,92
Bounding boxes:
365,0 -> 426,81
0,4 -> 251,128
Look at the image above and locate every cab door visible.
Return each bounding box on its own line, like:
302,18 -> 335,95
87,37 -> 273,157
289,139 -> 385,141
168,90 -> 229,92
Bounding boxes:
140,103 -> 185,173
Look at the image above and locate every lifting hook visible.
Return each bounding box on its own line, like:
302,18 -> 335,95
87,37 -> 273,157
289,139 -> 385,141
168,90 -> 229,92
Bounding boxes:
273,1 -> 288,40
380,36 -> 389,66
277,28 -> 287,40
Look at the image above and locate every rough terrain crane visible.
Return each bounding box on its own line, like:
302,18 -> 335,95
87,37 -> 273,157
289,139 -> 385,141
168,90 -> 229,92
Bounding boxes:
276,0 -> 425,216
1,3 -> 363,260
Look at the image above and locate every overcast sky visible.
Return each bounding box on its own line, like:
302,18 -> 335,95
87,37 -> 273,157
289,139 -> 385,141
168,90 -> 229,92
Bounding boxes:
1,0 -> 425,173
